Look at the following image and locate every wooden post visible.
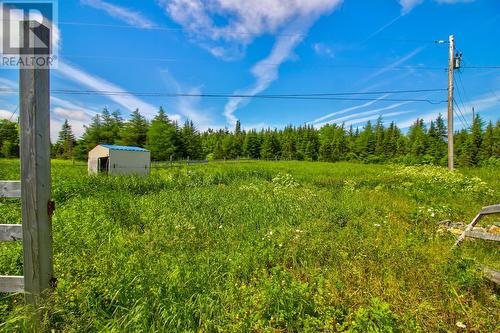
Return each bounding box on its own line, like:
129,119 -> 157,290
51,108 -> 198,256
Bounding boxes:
19,20 -> 54,308
447,35 -> 455,171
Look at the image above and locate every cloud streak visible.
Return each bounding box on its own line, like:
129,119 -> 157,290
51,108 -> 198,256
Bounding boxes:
57,61 -> 181,121
364,46 -> 425,82
224,18 -> 313,125
344,110 -> 414,127
315,101 -> 412,128
397,90 -> 500,129
399,0 -> 476,15
160,0 -> 343,125
81,0 -> 155,28
311,94 -> 390,124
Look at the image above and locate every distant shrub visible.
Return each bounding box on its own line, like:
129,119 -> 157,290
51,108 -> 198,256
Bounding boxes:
481,157 -> 500,167
390,165 -> 493,200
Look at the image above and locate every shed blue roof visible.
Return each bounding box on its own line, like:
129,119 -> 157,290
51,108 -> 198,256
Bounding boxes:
100,144 -> 149,152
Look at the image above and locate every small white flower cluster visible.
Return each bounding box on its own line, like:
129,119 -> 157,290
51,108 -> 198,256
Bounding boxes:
262,230 -> 274,241
272,173 -> 300,189
416,205 -> 450,219
393,166 -> 493,197
238,183 -> 261,192
343,179 -> 357,192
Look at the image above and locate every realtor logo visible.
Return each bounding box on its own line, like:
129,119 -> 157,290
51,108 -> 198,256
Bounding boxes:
0,0 -> 58,68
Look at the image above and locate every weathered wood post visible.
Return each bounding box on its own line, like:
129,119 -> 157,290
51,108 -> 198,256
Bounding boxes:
19,20 -> 54,309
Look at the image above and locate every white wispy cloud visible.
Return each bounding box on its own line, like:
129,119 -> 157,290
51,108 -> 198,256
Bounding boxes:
399,0 -> 424,14
0,78 -> 16,89
56,61 -> 181,121
345,110 -> 414,127
364,15 -> 402,41
315,101 -> 412,128
311,94 -> 390,124
159,69 -> 220,129
81,0 -> 155,28
160,0 -> 343,125
161,0 -> 342,59
0,109 -> 17,120
312,43 -> 334,58
364,46 -> 425,82
397,90 -> 500,129
224,18 -> 313,125
399,0 -> 476,15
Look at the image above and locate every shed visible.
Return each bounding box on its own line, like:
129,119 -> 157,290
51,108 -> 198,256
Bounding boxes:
88,145 -> 151,176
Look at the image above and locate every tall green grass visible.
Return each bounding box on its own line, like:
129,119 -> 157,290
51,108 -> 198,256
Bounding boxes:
0,160 -> 498,332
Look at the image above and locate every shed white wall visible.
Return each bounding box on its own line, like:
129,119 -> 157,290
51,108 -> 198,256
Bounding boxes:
88,145 -> 110,174
108,150 -> 151,176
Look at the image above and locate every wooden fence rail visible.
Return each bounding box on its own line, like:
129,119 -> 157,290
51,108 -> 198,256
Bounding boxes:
454,204 -> 500,285
0,181 -> 21,198
0,224 -> 23,242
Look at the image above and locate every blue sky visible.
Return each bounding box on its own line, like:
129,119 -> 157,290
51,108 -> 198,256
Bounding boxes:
0,0 -> 499,140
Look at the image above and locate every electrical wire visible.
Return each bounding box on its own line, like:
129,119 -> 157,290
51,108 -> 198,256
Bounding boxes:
453,99 -> 469,129
7,106 -> 18,122
0,88 -> 448,104
454,77 -> 468,117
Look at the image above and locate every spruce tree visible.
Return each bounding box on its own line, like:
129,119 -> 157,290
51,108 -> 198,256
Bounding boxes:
469,114 -> 483,166
480,121 -> 495,161
119,109 -> 149,147
0,119 -> 19,158
146,107 -> 177,161
180,120 -> 202,159
55,120 -> 76,159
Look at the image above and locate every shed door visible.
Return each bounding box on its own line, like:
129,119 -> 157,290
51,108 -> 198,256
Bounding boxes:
98,157 -> 109,174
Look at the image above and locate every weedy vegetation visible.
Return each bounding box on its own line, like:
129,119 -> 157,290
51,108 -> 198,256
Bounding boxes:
0,160 -> 499,332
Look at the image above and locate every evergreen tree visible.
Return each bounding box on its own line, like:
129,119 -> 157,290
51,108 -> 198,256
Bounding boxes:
55,120 -> 76,159
469,114 -> 483,166
101,108 -> 123,144
81,114 -> 104,152
0,119 -> 19,158
356,121 -> 375,159
281,126 -> 296,160
456,129 -> 472,167
229,120 -> 243,158
244,130 -> 261,158
407,119 -> 427,160
492,120 -> 500,158
480,121 -> 495,161
260,130 -> 281,159
374,117 -> 385,158
119,109 -> 149,147
146,107 -> 177,161
180,120 -> 202,159
383,122 -> 400,159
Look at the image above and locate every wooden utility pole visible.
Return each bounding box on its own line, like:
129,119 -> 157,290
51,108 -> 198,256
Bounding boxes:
447,35 -> 455,171
20,20 -> 54,309
472,107 -> 475,125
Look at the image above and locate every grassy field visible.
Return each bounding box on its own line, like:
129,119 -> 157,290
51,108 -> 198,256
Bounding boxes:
0,159 -> 499,332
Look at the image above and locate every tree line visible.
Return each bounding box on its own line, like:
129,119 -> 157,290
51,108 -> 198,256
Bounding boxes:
0,107 -> 499,167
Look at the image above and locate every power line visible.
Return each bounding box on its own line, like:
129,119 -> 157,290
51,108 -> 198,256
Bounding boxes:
454,77 -> 468,114
0,87 -> 447,104
462,66 -> 500,69
8,106 -> 18,121
455,72 -> 473,127
453,99 -> 469,129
